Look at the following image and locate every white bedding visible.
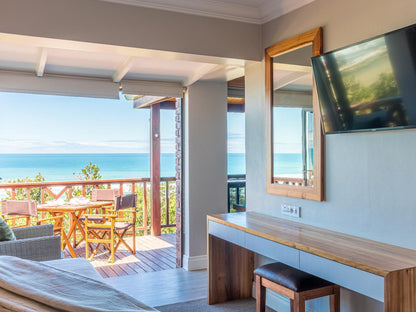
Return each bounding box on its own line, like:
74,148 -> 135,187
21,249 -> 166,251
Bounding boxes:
0,256 -> 157,312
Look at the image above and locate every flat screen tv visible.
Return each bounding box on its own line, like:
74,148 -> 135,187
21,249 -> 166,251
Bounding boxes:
311,23 -> 416,134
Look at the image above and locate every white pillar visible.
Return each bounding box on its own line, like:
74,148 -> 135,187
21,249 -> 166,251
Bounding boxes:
183,81 -> 228,271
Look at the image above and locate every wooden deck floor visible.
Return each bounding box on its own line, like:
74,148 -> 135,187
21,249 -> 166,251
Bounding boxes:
64,233 -> 177,278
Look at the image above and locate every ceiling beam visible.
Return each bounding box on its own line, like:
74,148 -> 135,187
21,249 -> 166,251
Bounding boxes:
223,66 -> 245,82
184,64 -> 220,86
133,96 -> 167,109
274,63 -> 312,73
112,56 -> 134,82
274,72 -> 310,90
36,48 -> 48,77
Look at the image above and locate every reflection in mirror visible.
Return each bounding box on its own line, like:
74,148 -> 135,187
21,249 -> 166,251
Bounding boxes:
272,45 -> 314,187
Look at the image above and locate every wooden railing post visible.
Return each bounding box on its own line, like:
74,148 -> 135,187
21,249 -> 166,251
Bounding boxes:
68,186 -> 73,200
143,182 -> 148,235
151,102 -> 161,236
165,181 -> 169,226
143,182 -> 147,235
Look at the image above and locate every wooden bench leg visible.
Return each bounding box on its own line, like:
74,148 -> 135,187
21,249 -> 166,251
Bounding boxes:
329,285 -> 340,312
256,275 -> 266,312
293,292 -> 305,312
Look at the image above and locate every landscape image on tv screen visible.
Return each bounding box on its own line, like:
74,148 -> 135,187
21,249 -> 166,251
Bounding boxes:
312,24 -> 416,133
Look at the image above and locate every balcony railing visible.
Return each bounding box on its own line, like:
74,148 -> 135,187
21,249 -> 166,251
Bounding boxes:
0,177 -> 177,232
227,174 -> 246,212
1,174 -> 247,229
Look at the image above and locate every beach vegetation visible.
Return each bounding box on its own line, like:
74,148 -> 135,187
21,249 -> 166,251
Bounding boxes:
72,162 -> 105,198
2,173 -> 52,203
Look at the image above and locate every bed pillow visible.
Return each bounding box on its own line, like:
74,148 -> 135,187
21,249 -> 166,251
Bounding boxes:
0,217 -> 16,241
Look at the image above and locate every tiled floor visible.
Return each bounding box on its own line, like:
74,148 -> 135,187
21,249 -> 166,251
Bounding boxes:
104,268 -> 207,307
64,233 -> 177,278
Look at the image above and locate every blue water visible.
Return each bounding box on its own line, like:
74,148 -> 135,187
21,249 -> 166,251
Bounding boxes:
0,153 -> 175,182
227,153 -> 302,176
0,153 -> 301,182
274,153 -> 302,175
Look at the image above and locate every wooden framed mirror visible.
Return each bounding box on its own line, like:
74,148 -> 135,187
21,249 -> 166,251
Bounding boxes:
265,27 -> 324,201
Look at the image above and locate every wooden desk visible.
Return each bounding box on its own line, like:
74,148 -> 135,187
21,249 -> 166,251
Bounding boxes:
207,212 -> 416,311
38,201 -> 112,258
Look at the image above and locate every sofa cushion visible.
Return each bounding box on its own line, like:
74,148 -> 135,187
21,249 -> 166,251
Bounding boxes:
0,218 -> 16,241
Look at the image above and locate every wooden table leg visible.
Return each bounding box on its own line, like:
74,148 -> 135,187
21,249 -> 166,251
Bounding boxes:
66,211 -> 86,248
207,234 -> 254,305
62,232 -> 77,258
384,268 -> 416,311
72,211 -> 86,247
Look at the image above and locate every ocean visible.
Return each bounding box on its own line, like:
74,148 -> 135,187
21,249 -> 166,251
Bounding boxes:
0,153 -> 301,182
0,153 -> 175,182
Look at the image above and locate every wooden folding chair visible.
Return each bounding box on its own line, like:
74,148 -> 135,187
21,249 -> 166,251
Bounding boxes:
84,193 -> 137,263
1,200 -> 63,236
79,189 -> 119,224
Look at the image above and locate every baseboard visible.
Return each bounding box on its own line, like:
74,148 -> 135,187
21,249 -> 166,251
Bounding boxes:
183,254 -> 207,271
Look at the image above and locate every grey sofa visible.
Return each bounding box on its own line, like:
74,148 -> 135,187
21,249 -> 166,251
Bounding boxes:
0,224 -> 61,261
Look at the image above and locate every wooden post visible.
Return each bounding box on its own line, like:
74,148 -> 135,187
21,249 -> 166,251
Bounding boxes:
143,182 -> 148,235
151,103 -> 161,236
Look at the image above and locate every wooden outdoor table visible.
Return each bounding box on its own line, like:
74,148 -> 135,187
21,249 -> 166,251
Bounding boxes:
38,201 -> 113,258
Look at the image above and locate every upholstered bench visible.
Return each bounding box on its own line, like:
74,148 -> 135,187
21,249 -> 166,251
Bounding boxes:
254,262 -> 340,312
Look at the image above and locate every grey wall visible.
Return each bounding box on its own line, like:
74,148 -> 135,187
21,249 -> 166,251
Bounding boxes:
0,0 -> 261,61
245,0 -> 416,311
184,81 -> 228,269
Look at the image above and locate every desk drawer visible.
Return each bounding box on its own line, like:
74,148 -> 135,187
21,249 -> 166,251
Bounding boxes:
208,221 -> 245,247
245,233 -> 299,268
299,251 -> 384,302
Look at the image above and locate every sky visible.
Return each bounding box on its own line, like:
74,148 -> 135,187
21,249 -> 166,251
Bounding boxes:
273,107 -> 302,154
0,92 -> 246,154
227,113 -> 245,154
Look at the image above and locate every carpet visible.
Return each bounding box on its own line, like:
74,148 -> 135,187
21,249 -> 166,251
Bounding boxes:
156,298 -> 276,312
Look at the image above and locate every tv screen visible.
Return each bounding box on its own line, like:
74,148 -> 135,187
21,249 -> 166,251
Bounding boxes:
311,23 -> 416,134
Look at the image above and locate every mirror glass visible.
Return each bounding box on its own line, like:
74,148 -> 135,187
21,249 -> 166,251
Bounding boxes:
272,45 -> 314,187
265,27 -> 323,201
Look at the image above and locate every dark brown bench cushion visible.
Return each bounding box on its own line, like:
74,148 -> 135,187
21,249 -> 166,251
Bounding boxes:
254,262 -> 334,292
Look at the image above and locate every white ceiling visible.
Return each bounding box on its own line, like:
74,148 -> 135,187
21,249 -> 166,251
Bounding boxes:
0,0 -> 315,92
100,0 -> 315,24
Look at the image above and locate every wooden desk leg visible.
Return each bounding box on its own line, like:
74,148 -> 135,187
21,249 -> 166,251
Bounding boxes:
384,268 -> 416,312
207,234 -> 254,305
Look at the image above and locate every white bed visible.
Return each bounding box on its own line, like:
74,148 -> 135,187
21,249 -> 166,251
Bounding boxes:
0,256 -> 158,312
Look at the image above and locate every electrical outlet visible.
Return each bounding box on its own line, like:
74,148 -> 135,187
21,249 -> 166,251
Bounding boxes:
281,204 -> 301,218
